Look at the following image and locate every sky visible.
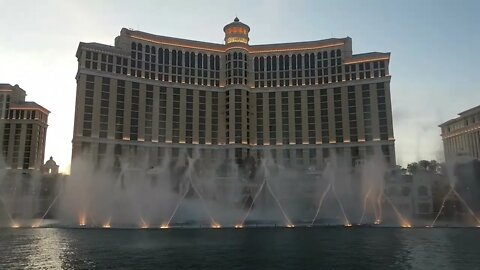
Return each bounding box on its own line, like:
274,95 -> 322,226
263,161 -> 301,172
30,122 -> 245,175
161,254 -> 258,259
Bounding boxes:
0,0 -> 479,173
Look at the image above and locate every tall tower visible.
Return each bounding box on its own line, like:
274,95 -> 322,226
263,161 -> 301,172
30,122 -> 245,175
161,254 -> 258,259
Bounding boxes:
223,17 -> 250,45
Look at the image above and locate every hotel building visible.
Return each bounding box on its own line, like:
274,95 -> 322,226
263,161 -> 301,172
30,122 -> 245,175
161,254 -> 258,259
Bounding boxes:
72,18 -> 395,170
0,84 -> 49,170
440,105 -> 480,162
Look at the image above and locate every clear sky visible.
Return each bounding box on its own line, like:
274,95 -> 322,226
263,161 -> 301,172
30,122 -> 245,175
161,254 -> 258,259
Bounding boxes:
1,0 -> 479,173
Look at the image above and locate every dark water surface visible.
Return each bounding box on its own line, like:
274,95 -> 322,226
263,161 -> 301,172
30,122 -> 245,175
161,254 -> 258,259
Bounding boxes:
0,227 -> 479,269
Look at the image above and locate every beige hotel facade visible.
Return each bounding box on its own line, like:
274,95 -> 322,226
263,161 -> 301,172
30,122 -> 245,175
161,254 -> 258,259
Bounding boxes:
440,105 -> 480,162
0,84 -> 49,171
72,18 -> 395,170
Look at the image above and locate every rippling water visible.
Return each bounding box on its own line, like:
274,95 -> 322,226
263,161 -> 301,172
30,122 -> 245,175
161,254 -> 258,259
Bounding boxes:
0,227 -> 479,269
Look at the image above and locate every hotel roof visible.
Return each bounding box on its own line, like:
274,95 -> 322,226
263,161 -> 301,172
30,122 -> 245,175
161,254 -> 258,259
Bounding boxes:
121,28 -> 351,53
10,102 -> 50,114
439,105 -> 480,127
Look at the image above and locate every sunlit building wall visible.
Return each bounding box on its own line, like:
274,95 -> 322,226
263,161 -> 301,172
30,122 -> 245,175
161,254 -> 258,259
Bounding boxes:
0,84 -> 49,170
72,18 -> 395,169
440,105 -> 480,162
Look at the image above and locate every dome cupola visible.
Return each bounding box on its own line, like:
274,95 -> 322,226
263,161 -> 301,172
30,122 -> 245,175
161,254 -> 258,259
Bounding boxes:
223,17 -> 250,45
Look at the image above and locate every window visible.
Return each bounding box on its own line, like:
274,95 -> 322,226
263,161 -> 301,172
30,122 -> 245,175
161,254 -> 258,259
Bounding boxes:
130,82 -> 140,141
256,92 -> 264,145
418,186 -> 428,197
281,92 -> 289,144
307,90 -> 316,144
83,75 -> 95,137
348,86 -> 357,142
362,84 -> 372,141
334,88 -> 343,143
99,77 -> 110,138
115,80 -> 125,139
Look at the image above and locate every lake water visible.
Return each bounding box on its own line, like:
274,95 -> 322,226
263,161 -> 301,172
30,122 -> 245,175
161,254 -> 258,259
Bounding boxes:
0,227 -> 479,269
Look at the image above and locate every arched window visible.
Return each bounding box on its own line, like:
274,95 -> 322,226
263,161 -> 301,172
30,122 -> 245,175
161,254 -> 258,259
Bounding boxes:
137,43 -> 142,51
164,49 -> 169,64
304,54 -> 309,69
131,42 -> 136,50
145,45 -> 150,53
178,51 -> 183,66
233,52 -> 238,60
279,55 -> 284,70
215,56 -> 220,70
191,52 -> 196,68
323,51 -> 328,58
203,54 -> 207,68
336,49 -> 341,57
158,48 -> 163,63
272,56 -> 277,70
292,55 -> 297,69
418,186 -> 428,196
184,52 -> 190,67
267,56 -> 271,71
254,57 -> 259,72
317,52 -> 322,60
210,55 -> 215,70
259,57 -> 265,71
227,53 -> 231,61
172,50 -> 177,65
197,53 -> 202,69
151,46 -> 156,54
297,54 -> 302,68
310,53 -> 315,67
285,55 -> 290,69
330,50 -> 335,58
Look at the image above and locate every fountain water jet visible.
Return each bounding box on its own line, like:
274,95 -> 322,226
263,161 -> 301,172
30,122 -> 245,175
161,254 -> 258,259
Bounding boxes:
431,188 -> 453,227
163,157 -> 219,228
451,189 -> 480,224
310,183 -> 332,226
237,181 -> 265,228
139,216 -> 149,229
237,158 -> 293,228
310,161 -> 351,226
359,187 -> 372,225
331,185 -> 351,226
431,186 -> 480,227
384,195 -> 411,227
0,197 -> 15,226
31,190 -> 63,228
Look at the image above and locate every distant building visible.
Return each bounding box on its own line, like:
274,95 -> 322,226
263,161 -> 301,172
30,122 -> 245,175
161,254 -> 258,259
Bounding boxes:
0,84 -> 49,171
72,18 -> 395,171
386,172 -> 434,217
439,105 -> 480,162
41,156 -> 59,174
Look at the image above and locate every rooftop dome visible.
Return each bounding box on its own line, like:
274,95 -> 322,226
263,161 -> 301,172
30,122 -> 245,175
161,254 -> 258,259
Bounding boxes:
45,156 -> 57,166
223,17 -> 250,45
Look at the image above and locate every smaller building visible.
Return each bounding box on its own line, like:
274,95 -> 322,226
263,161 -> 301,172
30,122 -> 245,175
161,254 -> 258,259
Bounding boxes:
41,156 -> 59,174
0,157 -> 64,223
386,172 -> 435,217
439,105 -> 480,162
0,84 -> 49,171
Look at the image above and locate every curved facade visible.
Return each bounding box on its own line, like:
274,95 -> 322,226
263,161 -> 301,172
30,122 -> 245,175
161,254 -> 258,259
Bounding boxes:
72,18 -> 395,169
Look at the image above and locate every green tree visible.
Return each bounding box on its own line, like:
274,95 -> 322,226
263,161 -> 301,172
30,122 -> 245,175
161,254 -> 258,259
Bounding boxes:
407,162 -> 419,175
407,160 -> 441,175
